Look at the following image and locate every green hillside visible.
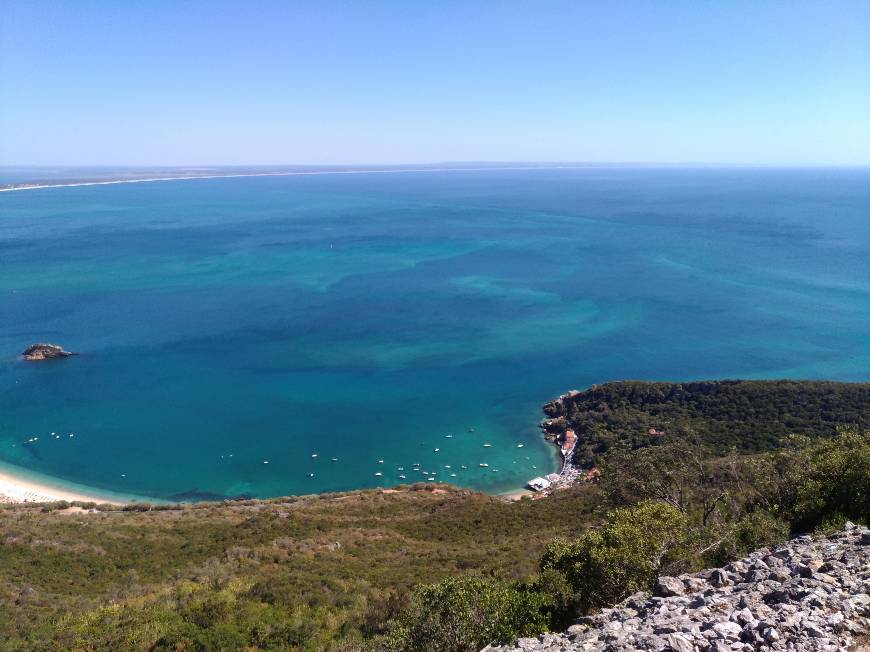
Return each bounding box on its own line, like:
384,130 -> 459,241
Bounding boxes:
0,485 -> 598,651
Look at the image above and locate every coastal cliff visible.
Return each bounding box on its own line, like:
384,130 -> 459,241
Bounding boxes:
486,524 -> 870,652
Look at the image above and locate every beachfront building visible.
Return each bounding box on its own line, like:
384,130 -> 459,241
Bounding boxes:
527,476 -> 551,492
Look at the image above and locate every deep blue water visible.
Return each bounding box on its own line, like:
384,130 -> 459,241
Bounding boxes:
0,167 -> 868,500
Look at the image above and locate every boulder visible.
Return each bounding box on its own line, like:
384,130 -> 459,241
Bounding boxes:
663,633 -> 693,652
654,576 -> 686,598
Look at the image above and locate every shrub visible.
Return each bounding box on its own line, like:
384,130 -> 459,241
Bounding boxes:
785,427 -> 870,531
704,510 -> 790,567
382,575 -> 549,652
539,501 -> 694,613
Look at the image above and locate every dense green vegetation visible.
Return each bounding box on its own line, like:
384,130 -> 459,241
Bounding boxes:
381,575 -> 549,652
538,501 -> 694,614
0,485 -> 598,651
545,380 -> 869,464
0,380 -> 867,651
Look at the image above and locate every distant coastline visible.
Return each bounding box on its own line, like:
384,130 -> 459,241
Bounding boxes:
2,161 -> 789,193
0,164 -> 592,192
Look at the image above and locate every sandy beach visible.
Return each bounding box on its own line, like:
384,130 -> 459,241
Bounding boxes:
0,468 -> 122,505
499,488 -> 534,501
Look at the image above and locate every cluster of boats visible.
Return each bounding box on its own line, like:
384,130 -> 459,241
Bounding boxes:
19,431 -> 75,445
362,433 -> 534,481
260,430 -> 539,483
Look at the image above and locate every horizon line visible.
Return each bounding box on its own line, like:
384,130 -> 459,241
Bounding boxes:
4,161 -> 870,169
2,162 -> 868,193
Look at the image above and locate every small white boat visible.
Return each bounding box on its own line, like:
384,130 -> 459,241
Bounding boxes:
483,443 -> 491,448
311,454 -> 318,458
331,458 -> 338,462
399,474 -> 406,479
397,466 -> 404,471
517,444 -> 524,448
450,473 -> 457,477
479,463 -> 489,467
444,464 -> 451,469
378,459 -> 384,464
445,434 -> 453,438
375,472 -> 382,476
263,460 -> 269,464
308,473 -> 314,477
461,465 -> 468,469
433,448 -> 440,452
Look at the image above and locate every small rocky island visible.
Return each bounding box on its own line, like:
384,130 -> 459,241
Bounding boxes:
22,343 -> 77,361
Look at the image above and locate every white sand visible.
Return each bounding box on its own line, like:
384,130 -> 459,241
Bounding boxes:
499,488 -> 534,501
0,468 -> 122,505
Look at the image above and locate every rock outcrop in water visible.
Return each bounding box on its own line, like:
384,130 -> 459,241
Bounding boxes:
21,343 -> 76,361
485,524 -> 870,652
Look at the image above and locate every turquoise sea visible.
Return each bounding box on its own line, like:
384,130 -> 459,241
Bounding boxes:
0,167 -> 868,501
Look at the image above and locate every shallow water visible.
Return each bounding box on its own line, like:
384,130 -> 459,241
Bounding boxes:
0,167 -> 867,500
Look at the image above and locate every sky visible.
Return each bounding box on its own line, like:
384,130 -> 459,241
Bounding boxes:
1,1 -> 869,166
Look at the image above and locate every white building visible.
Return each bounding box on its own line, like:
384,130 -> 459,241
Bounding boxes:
527,476 -> 551,492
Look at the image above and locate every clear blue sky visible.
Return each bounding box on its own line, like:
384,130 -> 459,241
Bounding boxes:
2,1 -> 869,166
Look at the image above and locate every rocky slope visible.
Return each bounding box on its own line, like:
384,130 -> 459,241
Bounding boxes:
486,524 -> 870,651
